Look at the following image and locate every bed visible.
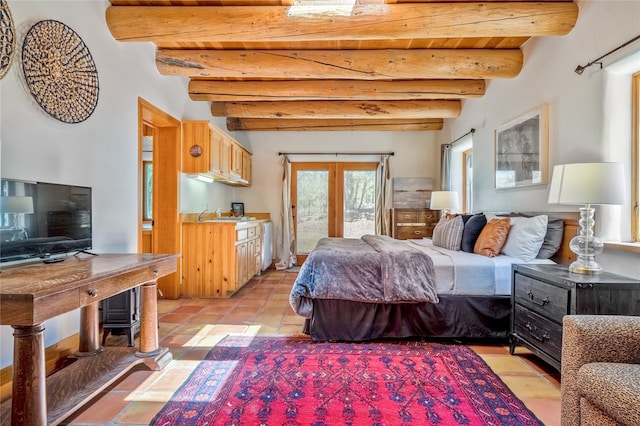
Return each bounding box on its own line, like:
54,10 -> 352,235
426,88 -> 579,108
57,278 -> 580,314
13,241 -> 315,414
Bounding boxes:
289,213 -> 578,342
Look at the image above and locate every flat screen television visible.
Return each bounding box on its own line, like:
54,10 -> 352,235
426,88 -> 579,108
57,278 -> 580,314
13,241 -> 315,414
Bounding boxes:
0,178 -> 92,263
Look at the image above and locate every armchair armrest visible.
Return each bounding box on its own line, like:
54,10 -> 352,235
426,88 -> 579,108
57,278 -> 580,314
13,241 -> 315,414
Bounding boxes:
561,315 -> 640,426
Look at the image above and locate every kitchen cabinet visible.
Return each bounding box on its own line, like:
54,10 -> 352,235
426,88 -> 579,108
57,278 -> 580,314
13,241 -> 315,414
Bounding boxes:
181,221 -> 261,297
182,120 -> 251,186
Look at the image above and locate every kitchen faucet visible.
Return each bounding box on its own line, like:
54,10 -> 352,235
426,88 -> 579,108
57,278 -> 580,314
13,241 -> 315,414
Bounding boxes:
198,205 -> 208,222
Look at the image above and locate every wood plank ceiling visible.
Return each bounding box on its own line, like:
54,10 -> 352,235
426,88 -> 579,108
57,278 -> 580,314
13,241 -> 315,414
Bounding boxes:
106,0 -> 579,131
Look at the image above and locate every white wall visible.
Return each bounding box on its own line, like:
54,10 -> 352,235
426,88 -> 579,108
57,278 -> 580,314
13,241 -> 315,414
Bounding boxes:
3,0 -> 638,370
437,0 -> 640,279
0,0 -> 230,368
0,1 -> 436,369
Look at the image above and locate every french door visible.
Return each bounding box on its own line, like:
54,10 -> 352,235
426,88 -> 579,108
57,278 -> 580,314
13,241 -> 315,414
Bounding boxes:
291,162 -> 377,263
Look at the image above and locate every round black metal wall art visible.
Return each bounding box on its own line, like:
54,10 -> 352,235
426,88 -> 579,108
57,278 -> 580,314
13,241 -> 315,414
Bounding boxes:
0,0 -> 16,80
22,20 -> 99,123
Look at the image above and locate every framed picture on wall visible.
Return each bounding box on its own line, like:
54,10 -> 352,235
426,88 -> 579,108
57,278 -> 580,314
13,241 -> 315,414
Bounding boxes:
494,104 -> 549,189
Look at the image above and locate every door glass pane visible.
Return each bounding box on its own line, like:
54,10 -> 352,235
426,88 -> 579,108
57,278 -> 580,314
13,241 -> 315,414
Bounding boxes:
296,170 -> 328,254
143,161 -> 153,221
343,170 -> 375,238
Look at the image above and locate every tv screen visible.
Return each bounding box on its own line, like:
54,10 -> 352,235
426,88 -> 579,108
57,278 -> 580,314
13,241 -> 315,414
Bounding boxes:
0,179 -> 92,263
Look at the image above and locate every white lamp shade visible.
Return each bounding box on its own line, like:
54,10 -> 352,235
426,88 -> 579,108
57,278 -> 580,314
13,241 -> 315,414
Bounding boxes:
548,162 -> 625,205
430,191 -> 459,210
0,196 -> 34,214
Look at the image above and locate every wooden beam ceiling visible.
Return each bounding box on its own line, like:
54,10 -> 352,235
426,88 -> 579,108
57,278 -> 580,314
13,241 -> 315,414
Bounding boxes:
105,0 -> 579,131
188,79 -> 486,101
106,3 -> 578,43
211,100 -> 461,119
226,118 -> 444,131
156,49 -> 524,79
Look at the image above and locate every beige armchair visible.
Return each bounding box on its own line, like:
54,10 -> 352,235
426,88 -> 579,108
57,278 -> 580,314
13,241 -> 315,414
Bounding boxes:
561,315 -> 640,426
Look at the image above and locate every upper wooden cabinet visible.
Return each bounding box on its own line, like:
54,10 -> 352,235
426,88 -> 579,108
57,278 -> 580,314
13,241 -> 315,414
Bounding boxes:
182,120 -> 251,186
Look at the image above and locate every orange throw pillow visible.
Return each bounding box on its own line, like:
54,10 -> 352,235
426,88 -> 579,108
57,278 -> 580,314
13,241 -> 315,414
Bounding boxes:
473,217 -> 511,257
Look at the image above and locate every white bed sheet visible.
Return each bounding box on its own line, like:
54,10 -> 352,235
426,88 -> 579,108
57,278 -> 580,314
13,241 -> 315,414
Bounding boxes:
409,238 -> 554,296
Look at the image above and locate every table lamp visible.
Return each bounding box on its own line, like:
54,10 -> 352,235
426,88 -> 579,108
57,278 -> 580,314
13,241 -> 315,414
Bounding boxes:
430,191 -> 459,215
548,162 -> 625,274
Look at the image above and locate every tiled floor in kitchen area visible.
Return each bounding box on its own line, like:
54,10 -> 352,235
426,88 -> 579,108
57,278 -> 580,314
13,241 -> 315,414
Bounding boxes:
62,269 -> 562,425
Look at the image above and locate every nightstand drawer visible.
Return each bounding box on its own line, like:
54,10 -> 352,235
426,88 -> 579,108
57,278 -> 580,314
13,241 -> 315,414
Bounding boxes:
513,304 -> 563,361
514,274 -> 569,322
396,226 -> 432,239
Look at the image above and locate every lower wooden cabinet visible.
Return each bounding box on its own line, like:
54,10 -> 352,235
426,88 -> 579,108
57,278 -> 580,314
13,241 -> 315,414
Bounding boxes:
391,208 -> 439,239
181,221 -> 261,297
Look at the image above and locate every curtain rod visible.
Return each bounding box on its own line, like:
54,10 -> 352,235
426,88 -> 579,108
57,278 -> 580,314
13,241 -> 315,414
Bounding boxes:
575,34 -> 640,74
448,128 -> 475,146
278,151 -> 394,156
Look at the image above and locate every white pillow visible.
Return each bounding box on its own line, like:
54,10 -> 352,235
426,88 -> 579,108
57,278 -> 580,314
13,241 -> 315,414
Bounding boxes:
501,215 -> 548,261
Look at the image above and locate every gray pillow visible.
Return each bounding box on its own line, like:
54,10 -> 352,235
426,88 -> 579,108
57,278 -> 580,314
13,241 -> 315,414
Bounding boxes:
432,215 -> 464,251
536,217 -> 564,259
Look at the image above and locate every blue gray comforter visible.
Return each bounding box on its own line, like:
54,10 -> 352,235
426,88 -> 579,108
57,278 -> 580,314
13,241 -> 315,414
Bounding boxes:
289,235 -> 438,318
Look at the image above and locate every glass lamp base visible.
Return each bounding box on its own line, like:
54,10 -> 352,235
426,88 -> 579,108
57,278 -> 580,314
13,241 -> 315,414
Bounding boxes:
569,258 -> 603,274
569,206 -> 604,275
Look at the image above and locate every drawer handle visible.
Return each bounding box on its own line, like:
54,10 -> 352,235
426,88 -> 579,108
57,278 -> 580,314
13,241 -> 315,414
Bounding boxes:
525,323 -> 550,342
414,230 -> 422,235
87,289 -> 98,297
527,290 -> 549,306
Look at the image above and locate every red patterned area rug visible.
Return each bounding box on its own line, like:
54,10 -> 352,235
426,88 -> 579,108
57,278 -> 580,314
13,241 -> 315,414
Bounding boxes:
151,336 -> 542,426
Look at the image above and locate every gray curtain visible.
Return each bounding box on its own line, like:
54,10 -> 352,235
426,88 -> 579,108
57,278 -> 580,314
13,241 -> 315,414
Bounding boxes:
275,155 -> 296,270
441,144 -> 452,191
375,155 -> 392,235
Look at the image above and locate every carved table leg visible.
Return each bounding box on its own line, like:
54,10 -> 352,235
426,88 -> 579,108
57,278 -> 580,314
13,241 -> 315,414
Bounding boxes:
136,280 -> 172,370
12,323 -> 47,426
77,302 -> 104,356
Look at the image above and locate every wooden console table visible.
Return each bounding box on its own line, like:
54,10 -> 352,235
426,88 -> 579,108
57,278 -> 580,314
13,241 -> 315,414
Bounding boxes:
0,253 -> 178,426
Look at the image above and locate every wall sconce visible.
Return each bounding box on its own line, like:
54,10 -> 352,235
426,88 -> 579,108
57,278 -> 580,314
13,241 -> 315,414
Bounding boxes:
548,163 -> 625,274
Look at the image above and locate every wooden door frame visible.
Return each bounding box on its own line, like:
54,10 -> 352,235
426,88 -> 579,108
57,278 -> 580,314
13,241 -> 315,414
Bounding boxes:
137,97 -> 181,299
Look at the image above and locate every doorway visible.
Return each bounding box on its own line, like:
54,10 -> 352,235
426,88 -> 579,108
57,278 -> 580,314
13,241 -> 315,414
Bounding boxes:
291,162 -> 377,264
138,98 -> 181,299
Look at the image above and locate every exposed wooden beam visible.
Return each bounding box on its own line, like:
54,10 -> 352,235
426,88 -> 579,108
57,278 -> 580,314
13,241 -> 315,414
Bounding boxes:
158,49 -> 523,79
106,3 -> 578,43
189,79 -> 486,101
226,117 -> 444,131
211,100 -> 461,119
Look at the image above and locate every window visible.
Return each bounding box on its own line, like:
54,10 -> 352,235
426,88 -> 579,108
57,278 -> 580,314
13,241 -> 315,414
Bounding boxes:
446,134 -> 473,213
463,149 -> 473,213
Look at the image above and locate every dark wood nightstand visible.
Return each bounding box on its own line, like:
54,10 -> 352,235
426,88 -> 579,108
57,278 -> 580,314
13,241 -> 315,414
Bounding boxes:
391,208 -> 439,239
510,264 -> 640,371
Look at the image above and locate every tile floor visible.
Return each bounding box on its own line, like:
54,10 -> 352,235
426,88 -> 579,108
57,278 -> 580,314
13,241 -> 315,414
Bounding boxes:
62,270 -> 561,425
